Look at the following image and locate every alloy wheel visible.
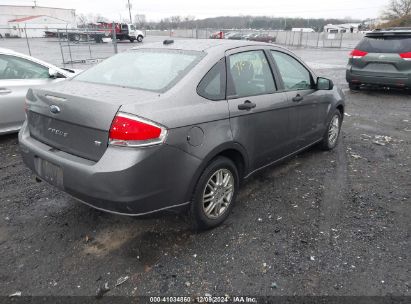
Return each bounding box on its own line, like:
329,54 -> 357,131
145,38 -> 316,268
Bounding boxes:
202,169 -> 235,219
328,114 -> 340,146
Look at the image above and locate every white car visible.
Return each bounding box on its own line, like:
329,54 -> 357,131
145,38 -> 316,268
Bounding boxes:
0,48 -> 79,134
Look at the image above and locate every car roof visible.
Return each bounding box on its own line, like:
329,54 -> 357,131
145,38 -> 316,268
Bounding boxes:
366,28 -> 411,37
132,39 -> 276,52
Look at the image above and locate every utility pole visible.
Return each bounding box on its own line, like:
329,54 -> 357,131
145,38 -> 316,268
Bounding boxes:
127,0 -> 132,24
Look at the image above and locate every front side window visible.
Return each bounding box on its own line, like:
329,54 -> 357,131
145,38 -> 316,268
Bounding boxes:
75,49 -> 204,92
271,51 -> 312,91
227,50 -> 276,98
197,58 -> 226,101
0,55 -> 49,80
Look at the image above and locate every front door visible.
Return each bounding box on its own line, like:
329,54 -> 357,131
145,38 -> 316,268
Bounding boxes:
226,49 -> 294,172
270,50 -> 329,149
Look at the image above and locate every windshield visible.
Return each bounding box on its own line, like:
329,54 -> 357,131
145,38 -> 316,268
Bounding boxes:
74,49 -> 204,92
357,36 -> 411,53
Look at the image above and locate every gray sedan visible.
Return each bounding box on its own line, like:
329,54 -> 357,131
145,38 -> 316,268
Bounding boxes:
19,40 -> 345,230
0,48 -> 77,134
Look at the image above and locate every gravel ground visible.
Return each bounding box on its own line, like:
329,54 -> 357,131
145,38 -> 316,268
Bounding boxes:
0,39 -> 410,298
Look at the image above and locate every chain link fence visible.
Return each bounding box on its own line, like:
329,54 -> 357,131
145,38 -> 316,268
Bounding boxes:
152,28 -> 364,49
0,26 -> 123,68
0,25 -> 364,69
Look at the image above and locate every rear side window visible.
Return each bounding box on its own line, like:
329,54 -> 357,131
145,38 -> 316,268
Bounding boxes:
356,37 -> 411,53
227,50 -> 276,98
197,58 -> 226,101
75,49 -> 204,92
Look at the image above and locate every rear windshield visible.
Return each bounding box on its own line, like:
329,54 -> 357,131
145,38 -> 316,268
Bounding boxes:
74,49 -> 204,92
357,36 -> 411,53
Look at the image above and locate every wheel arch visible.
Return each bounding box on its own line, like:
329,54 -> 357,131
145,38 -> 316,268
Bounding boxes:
184,142 -> 249,203
336,103 -> 344,115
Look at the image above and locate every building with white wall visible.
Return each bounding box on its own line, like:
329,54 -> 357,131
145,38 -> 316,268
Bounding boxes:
292,28 -> 315,33
0,5 -> 76,36
323,23 -> 361,33
8,15 -> 70,38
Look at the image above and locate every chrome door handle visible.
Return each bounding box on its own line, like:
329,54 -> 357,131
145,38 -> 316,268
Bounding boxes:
238,100 -> 256,111
292,94 -> 304,102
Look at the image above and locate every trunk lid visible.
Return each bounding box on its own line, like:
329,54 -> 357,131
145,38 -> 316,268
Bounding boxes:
352,53 -> 411,78
27,80 -> 158,161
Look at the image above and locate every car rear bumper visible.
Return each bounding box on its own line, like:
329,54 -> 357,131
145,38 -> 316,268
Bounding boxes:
18,121 -> 201,215
346,70 -> 411,87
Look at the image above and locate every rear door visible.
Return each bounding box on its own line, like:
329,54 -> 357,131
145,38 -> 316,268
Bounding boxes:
0,54 -> 58,133
269,50 -> 328,149
350,35 -> 411,81
226,47 -> 292,171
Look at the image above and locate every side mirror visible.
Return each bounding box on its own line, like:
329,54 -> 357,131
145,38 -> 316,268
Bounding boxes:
48,68 -> 59,79
317,77 -> 334,90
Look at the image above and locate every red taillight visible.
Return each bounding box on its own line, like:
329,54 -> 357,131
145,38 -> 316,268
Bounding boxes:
349,49 -> 368,59
400,52 -> 411,61
109,113 -> 167,147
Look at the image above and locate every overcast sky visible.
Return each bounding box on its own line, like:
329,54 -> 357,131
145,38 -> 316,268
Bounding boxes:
2,0 -> 389,21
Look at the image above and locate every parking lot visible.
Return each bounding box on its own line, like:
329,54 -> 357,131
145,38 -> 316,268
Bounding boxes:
0,37 -> 410,297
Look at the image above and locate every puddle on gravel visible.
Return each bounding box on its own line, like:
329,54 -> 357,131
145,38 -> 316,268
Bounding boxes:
83,227 -> 192,267
120,230 -> 191,266
83,226 -> 139,256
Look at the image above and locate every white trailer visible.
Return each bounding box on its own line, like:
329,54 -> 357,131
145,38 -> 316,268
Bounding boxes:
8,15 -> 69,38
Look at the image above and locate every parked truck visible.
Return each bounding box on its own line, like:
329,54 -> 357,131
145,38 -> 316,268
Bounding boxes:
45,22 -> 144,43
96,22 -> 145,42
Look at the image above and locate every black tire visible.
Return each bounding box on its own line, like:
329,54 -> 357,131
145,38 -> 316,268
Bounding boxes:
349,83 -> 360,91
137,35 -> 143,42
320,110 -> 342,150
190,156 -> 239,230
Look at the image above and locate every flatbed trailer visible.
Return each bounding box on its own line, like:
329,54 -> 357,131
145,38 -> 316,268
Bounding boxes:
45,30 -> 108,43
45,23 -> 144,43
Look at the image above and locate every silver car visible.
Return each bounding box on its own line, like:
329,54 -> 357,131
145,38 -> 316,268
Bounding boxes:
19,40 -> 345,230
0,48 -> 77,134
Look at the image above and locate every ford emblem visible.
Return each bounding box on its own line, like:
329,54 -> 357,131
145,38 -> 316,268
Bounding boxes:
49,105 -> 61,114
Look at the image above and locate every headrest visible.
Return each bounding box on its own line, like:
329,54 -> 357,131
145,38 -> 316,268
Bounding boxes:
231,61 -> 254,83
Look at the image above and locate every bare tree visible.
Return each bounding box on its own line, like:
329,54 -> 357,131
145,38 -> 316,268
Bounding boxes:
383,0 -> 411,19
170,16 -> 181,28
95,14 -> 108,23
76,14 -> 88,27
183,16 -> 195,29
135,14 -> 146,28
